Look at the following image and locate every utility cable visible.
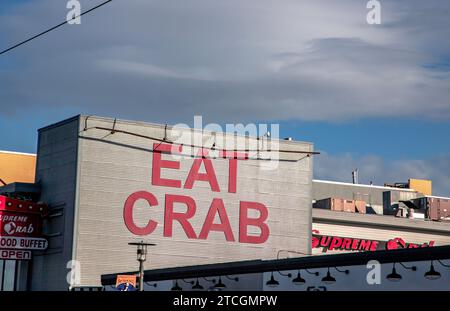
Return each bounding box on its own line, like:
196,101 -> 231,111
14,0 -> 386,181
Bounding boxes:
0,0 -> 113,55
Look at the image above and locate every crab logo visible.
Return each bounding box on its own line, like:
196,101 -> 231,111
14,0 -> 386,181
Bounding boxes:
386,238 -> 406,250
117,282 -> 136,291
3,222 -> 17,235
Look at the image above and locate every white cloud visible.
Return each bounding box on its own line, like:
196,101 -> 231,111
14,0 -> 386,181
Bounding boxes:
98,59 -> 216,81
314,152 -> 450,197
0,0 -> 449,123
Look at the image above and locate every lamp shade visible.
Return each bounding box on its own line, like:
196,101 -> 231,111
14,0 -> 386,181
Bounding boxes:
266,274 -> 279,288
214,278 -> 227,289
321,271 -> 336,284
192,280 -> 204,290
171,281 -> 182,291
386,267 -> 402,282
424,264 -> 441,280
292,272 -> 306,286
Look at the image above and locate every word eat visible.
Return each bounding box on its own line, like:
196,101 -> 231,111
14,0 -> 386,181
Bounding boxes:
123,143 -> 270,244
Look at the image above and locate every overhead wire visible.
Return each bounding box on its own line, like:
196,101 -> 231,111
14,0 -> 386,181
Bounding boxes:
0,0 -> 113,55
82,123 -> 320,161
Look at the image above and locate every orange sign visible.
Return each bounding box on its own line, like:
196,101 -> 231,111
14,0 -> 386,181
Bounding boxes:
115,275 -> 136,287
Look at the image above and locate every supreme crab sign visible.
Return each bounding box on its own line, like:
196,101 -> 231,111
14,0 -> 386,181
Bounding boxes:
312,230 -> 435,252
0,211 -> 41,237
123,143 -> 270,244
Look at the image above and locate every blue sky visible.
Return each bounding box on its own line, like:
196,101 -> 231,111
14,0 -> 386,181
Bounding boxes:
3,112 -> 450,161
1,0 -> 450,194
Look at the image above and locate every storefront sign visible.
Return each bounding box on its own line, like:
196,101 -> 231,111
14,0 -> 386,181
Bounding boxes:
0,236 -> 48,250
123,143 -> 270,244
312,230 -> 434,252
0,197 -> 48,261
0,211 -> 41,237
0,249 -> 32,260
115,275 -> 137,291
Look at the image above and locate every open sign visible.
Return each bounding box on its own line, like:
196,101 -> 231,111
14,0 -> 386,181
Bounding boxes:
0,249 -> 32,260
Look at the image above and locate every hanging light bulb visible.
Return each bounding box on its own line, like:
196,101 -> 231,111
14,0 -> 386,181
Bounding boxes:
424,262 -> 441,280
386,265 -> 402,282
266,272 -> 279,288
321,268 -> 336,285
292,271 -> 306,286
214,277 -> 227,289
192,279 -> 204,290
171,280 -> 182,291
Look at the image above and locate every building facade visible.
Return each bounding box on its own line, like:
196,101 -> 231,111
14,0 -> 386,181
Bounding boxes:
30,115 -> 314,290
0,150 -> 37,291
1,115 -> 449,291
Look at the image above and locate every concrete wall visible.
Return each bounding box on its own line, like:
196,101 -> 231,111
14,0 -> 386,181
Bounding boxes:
31,116 -> 80,290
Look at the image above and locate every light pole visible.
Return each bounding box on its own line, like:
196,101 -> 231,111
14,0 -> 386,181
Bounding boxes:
128,241 -> 156,291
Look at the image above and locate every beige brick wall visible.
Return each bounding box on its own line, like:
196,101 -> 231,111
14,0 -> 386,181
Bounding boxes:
74,116 -> 314,286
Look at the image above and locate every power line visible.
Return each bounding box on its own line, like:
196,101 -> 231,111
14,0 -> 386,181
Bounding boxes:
0,0 -> 113,55
83,125 -> 320,161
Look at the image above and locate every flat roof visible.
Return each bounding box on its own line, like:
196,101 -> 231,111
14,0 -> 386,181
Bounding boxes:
0,150 -> 36,156
313,179 -> 417,192
425,195 -> 450,200
40,114 -> 314,146
37,114 -> 80,132
312,208 -> 450,235
0,182 -> 41,195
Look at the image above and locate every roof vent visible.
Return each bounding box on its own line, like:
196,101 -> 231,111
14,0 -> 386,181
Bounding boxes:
352,169 -> 359,184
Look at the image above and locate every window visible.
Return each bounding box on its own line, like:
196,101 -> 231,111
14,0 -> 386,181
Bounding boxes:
2,260 -> 16,291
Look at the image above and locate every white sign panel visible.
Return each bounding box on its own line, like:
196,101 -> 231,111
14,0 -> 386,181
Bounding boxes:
0,236 -> 48,250
0,249 -> 32,260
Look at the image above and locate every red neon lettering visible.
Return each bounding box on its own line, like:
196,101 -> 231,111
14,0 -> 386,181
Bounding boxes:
358,239 -> 372,251
198,198 -> 235,241
341,238 -> 352,250
329,237 -> 343,250
351,239 -> 360,250
239,201 -> 269,244
320,236 -> 331,247
164,194 -> 197,239
370,241 -> 379,251
123,191 -> 158,235
152,143 -> 182,188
